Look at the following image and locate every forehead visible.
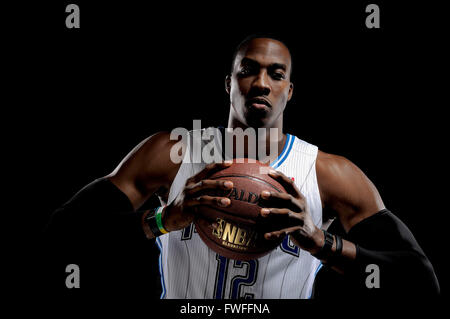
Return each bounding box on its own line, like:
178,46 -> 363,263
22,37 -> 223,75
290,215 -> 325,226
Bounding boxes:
235,38 -> 291,69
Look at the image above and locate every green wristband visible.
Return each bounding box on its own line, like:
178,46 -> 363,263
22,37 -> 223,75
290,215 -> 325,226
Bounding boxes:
155,207 -> 168,234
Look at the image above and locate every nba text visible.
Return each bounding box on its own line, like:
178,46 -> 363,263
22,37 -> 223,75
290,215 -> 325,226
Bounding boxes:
213,217 -> 259,250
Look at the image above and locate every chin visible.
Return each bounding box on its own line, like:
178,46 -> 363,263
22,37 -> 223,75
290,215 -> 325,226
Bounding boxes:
244,116 -> 269,128
242,106 -> 269,125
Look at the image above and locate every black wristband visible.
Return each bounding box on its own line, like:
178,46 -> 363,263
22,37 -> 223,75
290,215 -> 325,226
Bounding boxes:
334,234 -> 343,256
313,230 -> 334,260
145,208 -> 163,237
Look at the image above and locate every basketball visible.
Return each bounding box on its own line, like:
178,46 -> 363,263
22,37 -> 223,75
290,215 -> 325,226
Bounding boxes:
194,159 -> 289,260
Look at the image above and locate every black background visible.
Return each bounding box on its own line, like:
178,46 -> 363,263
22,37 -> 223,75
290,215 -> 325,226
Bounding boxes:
5,0 -> 447,310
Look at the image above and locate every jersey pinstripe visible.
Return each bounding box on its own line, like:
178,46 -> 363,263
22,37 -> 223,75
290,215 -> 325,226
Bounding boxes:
157,129 -> 323,299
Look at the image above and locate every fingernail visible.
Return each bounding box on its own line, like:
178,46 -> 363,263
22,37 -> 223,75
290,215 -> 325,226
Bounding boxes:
224,181 -> 233,189
220,198 -> 230,206
261,191 -> 271,198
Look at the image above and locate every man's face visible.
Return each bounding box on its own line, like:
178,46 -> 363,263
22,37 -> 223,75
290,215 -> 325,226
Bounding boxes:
227,38 -> 293,128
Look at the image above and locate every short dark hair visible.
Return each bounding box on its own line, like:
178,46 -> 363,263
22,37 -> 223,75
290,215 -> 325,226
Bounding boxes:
230,33 -> 293,76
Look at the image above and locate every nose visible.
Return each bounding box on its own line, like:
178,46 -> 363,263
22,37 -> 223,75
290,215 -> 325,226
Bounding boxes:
252,69 -> 271,96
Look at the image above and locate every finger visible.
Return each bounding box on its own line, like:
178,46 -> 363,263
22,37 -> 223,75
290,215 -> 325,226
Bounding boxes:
260,208 -> 305,232
187,162 -> 232,184
268,170 -> 304,200
261,190 -> 292,201
184,195 -> 231,208
259,190 -> 302,212
260,208 -> 305,223
260,207 -> 291,218
264,226 -> 302,240
185,179 -> 233,196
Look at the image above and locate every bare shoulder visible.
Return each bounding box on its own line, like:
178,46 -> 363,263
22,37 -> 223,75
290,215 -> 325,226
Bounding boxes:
316,150 -> 385,230
316,151 -> 364,192
316,151 -> 355,180
110,131 -> 180,174
316,151 -> 356,206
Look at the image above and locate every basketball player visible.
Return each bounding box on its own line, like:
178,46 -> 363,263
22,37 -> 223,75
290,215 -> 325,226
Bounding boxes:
46,35 -> 439,299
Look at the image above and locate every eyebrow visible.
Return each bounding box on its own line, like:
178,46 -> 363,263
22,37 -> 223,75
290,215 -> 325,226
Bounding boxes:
240,57 -> 287,72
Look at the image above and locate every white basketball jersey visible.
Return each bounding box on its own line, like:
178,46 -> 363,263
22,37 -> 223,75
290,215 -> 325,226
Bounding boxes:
156,130 -> 323,299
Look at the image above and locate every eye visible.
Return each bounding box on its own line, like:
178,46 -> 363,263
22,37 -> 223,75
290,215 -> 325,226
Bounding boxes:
238,63 -> 259,77
238,66 -> 252,75
272,72 -> 286,80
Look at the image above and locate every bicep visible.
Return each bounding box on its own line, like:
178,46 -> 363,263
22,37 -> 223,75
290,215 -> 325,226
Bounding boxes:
108,131 -> 181,209
317,152 -> 385,231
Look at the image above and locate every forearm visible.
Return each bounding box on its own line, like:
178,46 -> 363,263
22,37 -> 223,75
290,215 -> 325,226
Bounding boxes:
315,236 -> 424,276
316,235 -> 356,275
42,177 -> 161,293
312,210 -> 439,295
45,177 -> 149,243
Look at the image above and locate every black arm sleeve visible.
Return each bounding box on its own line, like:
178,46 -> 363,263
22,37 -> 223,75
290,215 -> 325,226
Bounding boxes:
40,178 -> 161,297
312,210 -> 440,299
45,177 -> 146,243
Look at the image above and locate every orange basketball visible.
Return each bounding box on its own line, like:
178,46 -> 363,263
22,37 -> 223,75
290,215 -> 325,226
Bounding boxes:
194,159 -> 289,260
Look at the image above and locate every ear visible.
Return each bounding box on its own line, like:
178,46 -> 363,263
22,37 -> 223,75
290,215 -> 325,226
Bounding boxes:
287,82 -> 294,101
225,75 -> 231,94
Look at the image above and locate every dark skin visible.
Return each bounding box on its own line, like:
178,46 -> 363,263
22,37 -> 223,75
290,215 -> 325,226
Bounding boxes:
108,38 -> 385,274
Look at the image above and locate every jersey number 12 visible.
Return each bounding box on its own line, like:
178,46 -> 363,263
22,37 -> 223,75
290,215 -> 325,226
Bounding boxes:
213,254 -> 258,299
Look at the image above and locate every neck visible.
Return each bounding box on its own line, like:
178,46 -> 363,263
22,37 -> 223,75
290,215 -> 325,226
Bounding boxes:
227,108 -> 286,163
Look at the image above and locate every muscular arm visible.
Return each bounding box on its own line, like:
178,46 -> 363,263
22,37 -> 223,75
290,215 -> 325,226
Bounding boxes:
314,151 -> 439,297
315,151 -> 384,263
46,131 -> 180,241
42,132 -> 180,293
108,131 -> 181,210
317,151 -> 385,232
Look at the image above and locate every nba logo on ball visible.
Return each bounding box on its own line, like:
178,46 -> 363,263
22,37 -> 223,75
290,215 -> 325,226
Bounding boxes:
194,159 -> 289,260
212,218 -> 258,250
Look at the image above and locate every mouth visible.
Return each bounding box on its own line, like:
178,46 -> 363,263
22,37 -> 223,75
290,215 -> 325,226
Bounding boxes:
245,97 -> 272,111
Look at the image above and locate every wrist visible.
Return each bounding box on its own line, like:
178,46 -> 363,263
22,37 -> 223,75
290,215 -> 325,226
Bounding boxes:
160,205 -> 174,232
312,230 -> 334,260
145,206 -> 169,237
310,227 -> 326,255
